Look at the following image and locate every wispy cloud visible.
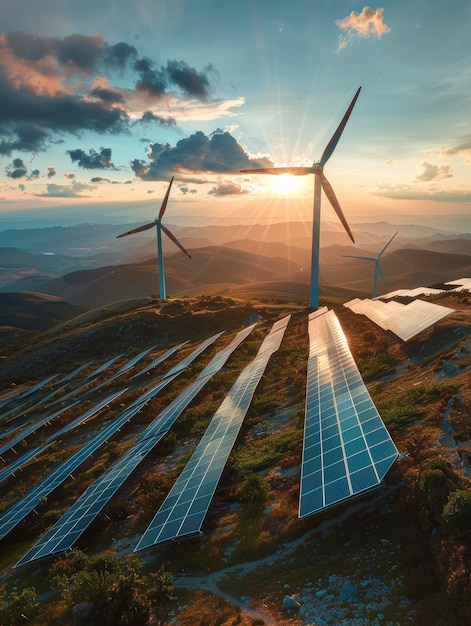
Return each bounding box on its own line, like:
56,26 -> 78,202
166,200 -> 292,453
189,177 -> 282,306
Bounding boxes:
374,183 -> 471,202
38,181 -> 96,197
336,6 -> 390,52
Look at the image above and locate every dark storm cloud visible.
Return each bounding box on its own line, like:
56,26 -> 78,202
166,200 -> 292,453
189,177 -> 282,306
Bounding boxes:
89,86 -> 125,104
166,60 -> 212,100
67,147 -> 115,169
0,31 -> 218,154
137,111 -> 177,128
134,57 -> 167,97
103,42 -> 138,70
6,157 -> 27,178
132,130 -> 273,180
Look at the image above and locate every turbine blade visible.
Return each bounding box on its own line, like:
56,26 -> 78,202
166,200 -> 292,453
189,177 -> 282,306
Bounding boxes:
240,167 -> 313,176
342,255 -> 375,261
321,175 -> 355,243
116,221 -> 156,238
160,223 -> 192,259
320,87 -> 361,167
158,176 -> 175,220
377,262 -> 387,287
377,230 -> 399,259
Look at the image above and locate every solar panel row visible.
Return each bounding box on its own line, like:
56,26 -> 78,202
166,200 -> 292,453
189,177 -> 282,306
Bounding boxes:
135,315 -> 290,550
299,310 -> 398,518
15,325 -> 255,566
0,400 -> 80,456
344,297 -> 454,341
0,444 -> 51,485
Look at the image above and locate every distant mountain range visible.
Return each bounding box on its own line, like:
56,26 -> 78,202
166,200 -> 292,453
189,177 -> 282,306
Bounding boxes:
0,220 -> 470,310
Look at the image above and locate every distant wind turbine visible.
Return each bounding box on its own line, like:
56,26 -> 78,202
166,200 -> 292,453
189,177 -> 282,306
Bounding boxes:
343,231 -> 398,299
116,176 -> 191,300
241,87 -> 361,309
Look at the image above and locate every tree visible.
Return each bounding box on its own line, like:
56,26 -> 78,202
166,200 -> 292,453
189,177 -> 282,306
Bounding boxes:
443,490 -> 471,537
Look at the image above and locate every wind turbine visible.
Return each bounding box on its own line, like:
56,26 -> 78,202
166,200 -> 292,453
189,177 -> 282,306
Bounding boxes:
116,176 -> 191,300
241,87 -> 361,308
343,231 -> 398,299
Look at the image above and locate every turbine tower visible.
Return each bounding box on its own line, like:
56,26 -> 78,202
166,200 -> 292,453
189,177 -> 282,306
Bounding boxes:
241,87 -> 361,309
343,231 -> 398,299
116,177 -> 191,300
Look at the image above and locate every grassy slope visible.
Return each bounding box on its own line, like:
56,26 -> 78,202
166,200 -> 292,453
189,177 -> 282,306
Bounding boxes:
0,292 -> 470,625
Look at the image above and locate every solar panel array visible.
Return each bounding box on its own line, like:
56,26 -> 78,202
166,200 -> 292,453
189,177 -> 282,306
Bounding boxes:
135,315 -> 290,550
15,325 -> 256,566
380,277 -> 471,300
299,309 -> 398,518
344,297 -> 454,341
3,333 -> 222,549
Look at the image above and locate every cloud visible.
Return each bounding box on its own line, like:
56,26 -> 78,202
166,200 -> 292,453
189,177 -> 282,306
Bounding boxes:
374,183 -> 471,202
0,31 -> 229,154
39,181 -> 95,197
208,180 -> 250,196
442,135 -> 471,162
135,111 -> 177,128
415,161 -> 453,182
336,6 -> 390,51
47,166 -> 56,178
6,157 -> 27,178
67,147 -> 115,169
131,129 -> 274,180
28,168 -> 40,180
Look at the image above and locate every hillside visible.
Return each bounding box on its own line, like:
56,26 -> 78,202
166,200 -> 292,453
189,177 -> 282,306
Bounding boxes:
0,292 -> 470,625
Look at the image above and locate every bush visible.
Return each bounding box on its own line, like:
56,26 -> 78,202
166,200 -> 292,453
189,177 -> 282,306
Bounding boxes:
0,586 -> 38,626
50,550 -> 173,626
443,490 -> 471,537
233,473 -> 268,503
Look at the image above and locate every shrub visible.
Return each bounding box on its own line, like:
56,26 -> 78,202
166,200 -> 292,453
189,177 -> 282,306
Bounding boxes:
443,490 -> 471,537
50,550 -> 173,626
0,586 -> 38,626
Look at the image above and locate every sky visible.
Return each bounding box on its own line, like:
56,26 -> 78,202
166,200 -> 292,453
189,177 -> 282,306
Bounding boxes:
0,0 -> 470,231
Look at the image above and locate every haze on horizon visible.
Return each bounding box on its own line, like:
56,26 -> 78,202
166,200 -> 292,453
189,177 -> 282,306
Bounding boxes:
0,1 -> 470,234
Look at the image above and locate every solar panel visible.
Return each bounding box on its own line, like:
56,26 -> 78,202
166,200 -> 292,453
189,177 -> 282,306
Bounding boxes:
113,346 -> 156,377
299,310 -> 398,518
0,401 -> 80,456
58,362 -> 94,383
0,401 -> 147,544
130,342 -> 188,379
14,325 -> 256,566
344,298 -> 454,341
0,445 -> 51,485
86,354 -> 125,379
135,316 -> 290,550
46,388 -> 128,442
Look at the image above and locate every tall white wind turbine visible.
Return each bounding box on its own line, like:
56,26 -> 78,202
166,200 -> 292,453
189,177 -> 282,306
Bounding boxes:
116,176 -> 191,300
241,87 -> 361,308
343,231 -> 398,299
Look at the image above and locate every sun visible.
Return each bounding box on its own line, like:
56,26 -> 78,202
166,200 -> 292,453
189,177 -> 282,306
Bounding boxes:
269,173 -> 302,195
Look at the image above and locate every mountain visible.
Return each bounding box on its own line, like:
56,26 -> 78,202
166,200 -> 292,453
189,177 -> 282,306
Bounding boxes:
0,291 -> 85,335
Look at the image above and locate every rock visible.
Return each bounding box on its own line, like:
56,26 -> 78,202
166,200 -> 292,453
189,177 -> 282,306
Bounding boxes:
339,580 -> 358,602
282,595 -> 301,611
